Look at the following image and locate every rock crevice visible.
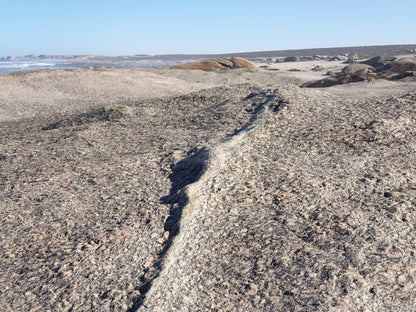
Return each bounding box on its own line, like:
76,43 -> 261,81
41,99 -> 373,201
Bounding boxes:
135,88 -> 286,310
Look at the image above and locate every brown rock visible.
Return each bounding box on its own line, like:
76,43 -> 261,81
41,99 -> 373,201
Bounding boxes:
228,57 -> 256,69
171,57 -> 255,71
212,58 -> 234,68
171,60 -> 226,71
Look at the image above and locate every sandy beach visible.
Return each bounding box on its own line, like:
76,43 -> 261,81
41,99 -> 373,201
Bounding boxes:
1,51 -> 416,311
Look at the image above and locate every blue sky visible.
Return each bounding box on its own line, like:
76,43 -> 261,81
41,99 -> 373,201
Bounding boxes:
1,0 -> 415,56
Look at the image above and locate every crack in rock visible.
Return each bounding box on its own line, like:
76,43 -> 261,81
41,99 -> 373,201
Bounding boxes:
230,88 -> 286,136
129,88 -> 284,311
128,148 -> 209,312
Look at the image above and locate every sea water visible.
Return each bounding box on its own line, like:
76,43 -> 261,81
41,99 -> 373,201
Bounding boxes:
0,58 -> 197,73
0,60 -> 75,73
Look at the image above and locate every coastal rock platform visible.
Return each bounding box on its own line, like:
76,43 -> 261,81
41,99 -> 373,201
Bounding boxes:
1,60 -> 416,311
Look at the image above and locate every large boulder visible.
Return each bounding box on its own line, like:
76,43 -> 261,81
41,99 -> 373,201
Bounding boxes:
301,73 -> 368,88
341,63 -> 375,75
383,58 -> 416,73
284,56 -> 299,62
171,57 -> 256,71
229,57 -> 257,69
303,56 -> 416,87
311,65 -> 324,71
331,55 -> 349,61
360,56 -> 397,68
171,60 -> 226,71
213,58 -> 234,68
357,56 -> 416,80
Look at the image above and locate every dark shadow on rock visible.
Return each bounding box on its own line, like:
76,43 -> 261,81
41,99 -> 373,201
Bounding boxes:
128,147 -> 209,312
160,147 -> 209,238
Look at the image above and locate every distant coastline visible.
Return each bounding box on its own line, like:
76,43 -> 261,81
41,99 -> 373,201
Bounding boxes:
1,44 -> 416,73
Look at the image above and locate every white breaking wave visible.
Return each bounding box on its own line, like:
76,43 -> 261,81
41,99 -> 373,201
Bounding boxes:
0,62 -> 56,67
0,61 -> 59,73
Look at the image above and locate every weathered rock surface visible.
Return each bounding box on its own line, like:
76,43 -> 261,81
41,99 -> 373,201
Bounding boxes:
212,58 -> 234,68
383,58 -> 416,74
342,63 -> 375,75
301,72 -> 368,88
360,57 -> 416,75
171,57 -> 256,71
1,66 -> 416,312
137,86 -> 416,312
171,60 -> 225,71
0,67 -> 301,122
303,56 -> 416,87
361,56 -> 398,68
331,54 -> 349,61
228,57 -> 257,69
0,83 -> 269,311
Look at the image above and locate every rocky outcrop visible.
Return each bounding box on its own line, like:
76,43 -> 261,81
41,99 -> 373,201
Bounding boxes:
390,71 -> 416,80
383,58 -> 416,73
364,57 -> 416,81
137,86 -> 416,312
341,63 -> 375,75
171,57 -> 256,71
303,56 -> 416,87
360,56 -> 397,68
0,84 -> 267,311
284,56 -> 299,62
171,60 -> 225,71
301,73 -> 368,88
2,67 -> 416,311
311,65 -> 324,71
213,58 -> 234,68
332,55 -> 348,61
229,57 -> 257,68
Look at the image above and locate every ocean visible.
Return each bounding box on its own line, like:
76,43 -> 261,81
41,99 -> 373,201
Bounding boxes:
0,60 -> 76,73
0,58 -> 198,73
